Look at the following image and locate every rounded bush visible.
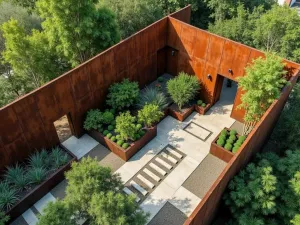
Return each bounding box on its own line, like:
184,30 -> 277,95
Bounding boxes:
217,139 -> 225,147
106,133 -> 112,139
224,143 -> 233,151
108,125 -> 114,131
239,136 -> 247,142
158,77 -> 165,83
229,135 -> 237,142
234,142 -> 242,148
230,129 -> 237,136
226,138 -> 235,145
201,103 -> 206,107
232,146 -> 239,154
197,100 -> 203,105
103,130 -> 109,136
116,135 -> 121,140
110,108 -> 116,115
110,136 -> 116,142
139,130 -> 145,137
122,143 -> 129,149
219,134 -> 227,141
134,134 -> 141,141
221,130 -> 228,136
98,127 -> 104,133
117,140 -> 124,146
136,124 -> 143,130
111,120 -> 116,126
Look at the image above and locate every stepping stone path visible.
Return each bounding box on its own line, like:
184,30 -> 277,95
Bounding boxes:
123,146 -> 184,203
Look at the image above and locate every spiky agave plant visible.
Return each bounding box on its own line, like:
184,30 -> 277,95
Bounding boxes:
0,182 -> 19,211
50,147 -> 70,170
5,164 -> 29,191
137,87 -> 170,110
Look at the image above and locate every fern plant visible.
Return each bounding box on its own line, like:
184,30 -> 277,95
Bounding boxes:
137,87 -> 170,110
167,72 -> 200,110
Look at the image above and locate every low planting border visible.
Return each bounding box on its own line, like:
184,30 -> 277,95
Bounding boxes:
88,126 -> 157,161
6,144 -> 77,223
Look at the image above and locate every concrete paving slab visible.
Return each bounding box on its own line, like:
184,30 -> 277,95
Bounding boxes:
169,186 -> 201,216
22,209 -> 38,225
34,193 -> 56,214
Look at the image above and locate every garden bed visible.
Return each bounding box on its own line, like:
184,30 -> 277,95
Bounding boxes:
5,145 -> 76,223
195,103 -> 211,115
168,103 -> 195,121
88,126 -> 157,161
210,128 -> 246,163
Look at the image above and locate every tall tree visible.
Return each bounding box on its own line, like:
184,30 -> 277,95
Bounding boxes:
1,19 -> 68,89
37,0 -> 120,66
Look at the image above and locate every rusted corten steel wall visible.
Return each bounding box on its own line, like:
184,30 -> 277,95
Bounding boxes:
166,17 -> 300,122
184,71 -> 300,225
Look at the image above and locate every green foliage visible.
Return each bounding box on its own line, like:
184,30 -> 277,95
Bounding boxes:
28,149 -> 49,168
84,109 -> 103,131
197,100 -> 203,105
64,157 -> 123,219
139,130 -> 145,137
107,79 -> 139,111
102,0 -> 163,39
232,146 -> 239,154
37,0 -> 120,66
102,111 -> 115,125
117,140 -> 124,146
108,125 -> 114,131
138,104 -> 164,127
158,77 -> 165,83
122,143 -> 129,149
0,210 -> 9,225
217,139 -> 225,147
106,133 -> 112,139
5,164 -> 29,191
201,103 -> 206,108
137,87 -> 169,110
110,136 -> 116,142
226,139 -> 234,145
103,130 -> 109,136
27,167 -> 47,184
37,201 -> 75,225
115,111 -> 137,141
224,143 -> 233,151
167,72 -> 200,110
88,191 -> 149,225
0,182 -> 19,211
50,147 -> 70,170
136,124 -> 143,130
238,53 -> 287,122
221,130 -> 228,136
229,129 -> 237,136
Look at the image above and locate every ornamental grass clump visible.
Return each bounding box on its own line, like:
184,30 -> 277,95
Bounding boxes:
106,79 -> 139,111
167,72 -> 200,110
138,104 -> 164,128
137,87 -> 169,110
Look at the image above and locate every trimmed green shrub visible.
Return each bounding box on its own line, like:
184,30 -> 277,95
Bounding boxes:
98,127 -> 104,133
201,103 -> 207,107
217,139 -> 225,147
84,109 -> 103,131
103,130 -> 109,136
110,136 -> 116,142
117,140 -> 124,146
158,77 -> 165,83
229,129 -> 237,136
139,130 -> 145,137
219,134 -> 227,141
111,120 -> 116,126
102,111 -> 114,125
136,124 -> 142,130
197,100 -> 203,105
232,146 -> 239,154
135,134 -> 141,140
239,136 -> 247,142
106,133 -> 112,139
234,142 -> 242,148
106,79 -> 139,110
224,143 -> 233,151
221,130 -> 228,136
27,167 -> 48,184
229,135 -> 237,142
108,125 -> 114,131
116,135 -> 121,140
167,72 -> 200,110
138,104 -> 164,127
122,143 -> 129,149
235,139 -> 244,146
0,182 -> 19,211
137,87 -> 169,110
226,139 -> 235,145
115,112 -> 137,141
109,108 -> 116,115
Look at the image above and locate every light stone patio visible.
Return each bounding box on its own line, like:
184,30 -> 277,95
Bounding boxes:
10,79 -> 237,225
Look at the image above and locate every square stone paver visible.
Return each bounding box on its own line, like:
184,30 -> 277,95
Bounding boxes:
183,122 -> 212,141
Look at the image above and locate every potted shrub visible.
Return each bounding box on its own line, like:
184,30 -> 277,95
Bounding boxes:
167,72 -> 200,121
195,99 -> 211,115
138,104 -> 164,127
210,128 -> 247,163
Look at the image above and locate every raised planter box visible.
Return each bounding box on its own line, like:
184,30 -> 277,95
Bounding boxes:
168,103 -> 194,121
210,128 -> 236,163
195,103 -> 211,115
6,145 -> 77,223
88,126 -> 157,161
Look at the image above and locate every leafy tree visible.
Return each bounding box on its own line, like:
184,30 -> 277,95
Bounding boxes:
37,201 -> 76,225
225,151 -> 300,225
138,104 -> 163,127
102,0 -> 163,38
238,53 -> 287,122
253,5 -> 300,62
64,157 -> 123,219
89,191 -> 149,225
8,0 -> 37,11
37,0 -> 120,66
